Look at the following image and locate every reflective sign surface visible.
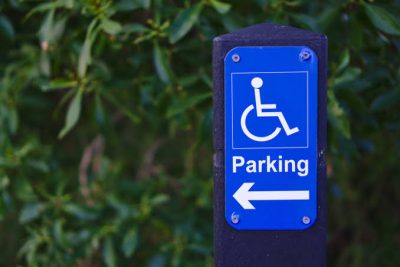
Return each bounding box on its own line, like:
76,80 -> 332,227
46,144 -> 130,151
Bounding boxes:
225,46 -> 318,230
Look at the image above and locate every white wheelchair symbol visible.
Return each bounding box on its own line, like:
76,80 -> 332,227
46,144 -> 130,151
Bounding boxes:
240,77 -> 299,142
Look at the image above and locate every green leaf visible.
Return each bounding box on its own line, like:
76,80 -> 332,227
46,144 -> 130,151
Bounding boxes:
210,0 -> 231,14
114,0 -> 141,11
78,37 -> 92,78
370,89 -> 400,111
40,79 -> 78,92
0,15 -> 15,41
19,203 -> 45,224
101,19 -> 122,35
8,107 -> 18,134
122,228 -> 138,258
53,220 -> 66,247
95,94 -> 106,126
123,23 -> 148,34
58,90 -> 82,139
103,92 -> 140,123
328,90 -> 351,139
115,0 -> 150,11
15,178 -> 36,201
0,176 -> 10,191
64,204 -> 98,221
103,238 -> 117,267
317,6 -> 340,32
153,42 -> 173,83
150,194 -> 169,205
332,67 -> 361,88
38,10 -> 54,43
291,14 -> 318,32
50,17 -> 67,42
169,4 -> 203,43
336,50 -> 350,74
364,4 -> 400,36
40,50 -> 51,77
138,0 -> 151,9
167,92 -> 211,118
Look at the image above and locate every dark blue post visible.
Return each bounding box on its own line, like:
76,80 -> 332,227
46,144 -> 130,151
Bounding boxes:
213,23 -> 327,266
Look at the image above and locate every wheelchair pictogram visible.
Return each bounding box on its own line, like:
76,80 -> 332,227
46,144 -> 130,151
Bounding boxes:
240,77 -> 299,142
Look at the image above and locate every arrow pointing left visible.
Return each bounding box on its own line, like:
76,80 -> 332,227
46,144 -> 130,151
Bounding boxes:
233,182 -> 310,210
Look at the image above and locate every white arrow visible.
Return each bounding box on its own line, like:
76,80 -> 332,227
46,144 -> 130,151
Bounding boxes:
233,183 -> 310,210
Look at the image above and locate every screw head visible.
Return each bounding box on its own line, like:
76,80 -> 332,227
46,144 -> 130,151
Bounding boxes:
299,51 -> 311,61
231,212 -> 240,224
232,54 -> 240,63
302,216 -> 311,224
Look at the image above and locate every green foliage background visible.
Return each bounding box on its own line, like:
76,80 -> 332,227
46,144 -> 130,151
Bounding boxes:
0,0 -> 400,266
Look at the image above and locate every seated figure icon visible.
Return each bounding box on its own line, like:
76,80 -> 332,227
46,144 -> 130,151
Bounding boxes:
240,77 -> 300,142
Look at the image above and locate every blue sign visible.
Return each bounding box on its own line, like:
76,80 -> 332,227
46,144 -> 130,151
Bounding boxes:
224,46 -> 318,230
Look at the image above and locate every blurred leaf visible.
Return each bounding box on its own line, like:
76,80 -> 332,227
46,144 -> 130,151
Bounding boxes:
328,90 -> 351,139
370,89 -> 400,111
336,50 -> 350,73
150,194 -> 169,205
50,17 -> 67,42
95,94 -> 106,126
122,228 -> 138,257
40,50 -> 51,77
332,68 -> 361,88
167,92 -> 211,118
40,79 -> 78,91
210,0 -> 231,14
38,10 -> 54,43
19,203 -> 45,224
291,14 -> 318,31
115,0 -> 150,11
64,204 -> 98,221
0,176 -> 10,191
53,220 -> 66,247
123,23 -> 148,33
221,15 -> 241,32
365,4 -> 400,36
317,6 -> 340,32
58,89 -> 82,139
101,19 -> 122,35
78,37 -> 92,78
139,0 -> 151,9
103,238 -> 117,267
169,4 -> 203,43
103,92 -> 140,123
115,0 -> 140,11
27,159 -> 50,173
15,178 -> 36,201
147,255 -> 166,267
153,42 -> 173,83
7,107 -> 18,134
0,15 -> 15,41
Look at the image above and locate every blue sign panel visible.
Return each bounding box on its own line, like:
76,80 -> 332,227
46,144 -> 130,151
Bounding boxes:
225,46 -> 318,230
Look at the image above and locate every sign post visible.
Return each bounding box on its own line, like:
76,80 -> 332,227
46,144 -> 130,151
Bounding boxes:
213,23 -> 327,266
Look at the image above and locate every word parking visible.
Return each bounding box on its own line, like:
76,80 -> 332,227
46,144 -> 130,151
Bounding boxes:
232,155 -> 309,177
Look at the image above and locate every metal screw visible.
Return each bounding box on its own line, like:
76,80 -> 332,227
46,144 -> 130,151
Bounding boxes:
302,216 -> 311,224
232,54 -> 240,63
231,212 -> 240,224
299,51 -> 311,61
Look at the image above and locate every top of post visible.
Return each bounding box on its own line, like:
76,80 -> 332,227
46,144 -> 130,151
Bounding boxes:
214,23 -> 326,43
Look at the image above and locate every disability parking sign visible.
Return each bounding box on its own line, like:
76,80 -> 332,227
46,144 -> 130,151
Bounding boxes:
224,46 -> 318,230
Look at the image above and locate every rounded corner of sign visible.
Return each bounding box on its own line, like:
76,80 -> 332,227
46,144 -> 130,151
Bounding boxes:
224,47 -> 242,62
299,217 -> 317,230
302,46 -> 318,61
224,214 -> 241,230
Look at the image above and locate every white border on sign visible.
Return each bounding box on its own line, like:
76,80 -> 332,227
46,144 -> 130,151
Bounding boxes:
231,71 -> 309,150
